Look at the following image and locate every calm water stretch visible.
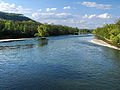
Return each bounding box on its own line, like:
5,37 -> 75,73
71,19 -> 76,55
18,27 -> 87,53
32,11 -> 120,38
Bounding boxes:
0,35 -> 120,90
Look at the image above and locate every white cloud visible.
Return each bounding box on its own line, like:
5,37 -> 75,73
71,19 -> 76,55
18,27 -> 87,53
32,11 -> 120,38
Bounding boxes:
38,9 -> 42,12
84,13 -> 112,19
55,13 -> 71,16
84,14 -> 96,19
31,12 -> 114,29
97,13 -> 112,19
78,2 -> 111,10
46,8 -> 57,11
32,13 -> 54,19
63,19 -> 86,24
0,1 -> 31,14
32,13 -> 72,19
63,6 -> 71,10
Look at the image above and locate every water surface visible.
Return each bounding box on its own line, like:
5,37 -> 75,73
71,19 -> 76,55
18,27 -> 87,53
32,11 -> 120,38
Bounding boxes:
0,35 -> 120,90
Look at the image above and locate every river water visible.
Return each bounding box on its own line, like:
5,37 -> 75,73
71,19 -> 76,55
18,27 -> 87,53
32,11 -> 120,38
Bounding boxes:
0,35 -> 120,90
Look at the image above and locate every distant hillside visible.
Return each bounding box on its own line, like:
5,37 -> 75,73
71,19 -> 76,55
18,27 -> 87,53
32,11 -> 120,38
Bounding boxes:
0,11 -> 33,21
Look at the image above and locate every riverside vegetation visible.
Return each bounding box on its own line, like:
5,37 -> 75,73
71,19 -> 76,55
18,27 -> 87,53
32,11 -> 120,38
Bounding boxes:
93,20 -> 120,47
0,19 -> 79,39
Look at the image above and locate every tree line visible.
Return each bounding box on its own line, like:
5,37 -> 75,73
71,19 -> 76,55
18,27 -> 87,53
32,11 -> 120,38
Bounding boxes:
0,19 -> 81,39
93,20 -> 120,44
79,29 -> 93,34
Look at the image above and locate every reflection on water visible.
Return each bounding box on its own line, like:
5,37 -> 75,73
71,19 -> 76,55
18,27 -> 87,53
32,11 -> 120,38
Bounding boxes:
0,44 -> 34,51
102,47 -> 120,68
0,35 -> 120,90
0,38 -> 49,52
37,39 -> 48,47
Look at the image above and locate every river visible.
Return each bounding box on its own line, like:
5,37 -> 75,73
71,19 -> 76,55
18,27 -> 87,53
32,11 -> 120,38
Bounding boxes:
0,35 -> 120,90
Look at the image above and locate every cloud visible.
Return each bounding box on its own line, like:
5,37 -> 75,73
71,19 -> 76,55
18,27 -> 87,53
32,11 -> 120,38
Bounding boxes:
38,9 -> 42,12
97,13 -> 112,19
63,19 -> 86,24
31,12 -> 114,29
0,1 -> 31,14
0,0 -> 115,29
78,2 -> 111,10
32,13 -> 72,19
46,8 -> 57,11
84,13 -> 112,19
63,6 -> 71,10
84,14 -> 96,19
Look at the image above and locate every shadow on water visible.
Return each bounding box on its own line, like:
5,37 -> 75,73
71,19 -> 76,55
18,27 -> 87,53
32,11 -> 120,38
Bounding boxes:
0,44 -> 34,50
36,39 -> 48,47
103,47 -> 120,65
0,39 -> 49,52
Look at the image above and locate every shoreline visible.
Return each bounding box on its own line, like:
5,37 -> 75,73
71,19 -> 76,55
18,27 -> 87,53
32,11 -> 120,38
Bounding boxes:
0,38 -> 30,43
90,39 -> 120,50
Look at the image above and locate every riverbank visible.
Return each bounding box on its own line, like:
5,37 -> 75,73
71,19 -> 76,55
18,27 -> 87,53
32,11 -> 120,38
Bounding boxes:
0,38 -> 30,43
90,39 -> 120,50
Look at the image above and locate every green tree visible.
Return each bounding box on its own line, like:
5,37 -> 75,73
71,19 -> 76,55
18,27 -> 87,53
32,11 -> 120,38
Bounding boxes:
35,25 -> 49,38
93,19 -> 120,44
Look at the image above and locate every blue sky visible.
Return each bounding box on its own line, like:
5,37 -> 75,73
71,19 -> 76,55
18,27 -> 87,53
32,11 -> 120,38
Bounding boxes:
0,0 -> 120,29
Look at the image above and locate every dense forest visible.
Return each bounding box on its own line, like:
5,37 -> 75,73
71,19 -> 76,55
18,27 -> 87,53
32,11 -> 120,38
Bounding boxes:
0,19 -> 80,39
0,19 -> 39,38
93,20 -> 120,44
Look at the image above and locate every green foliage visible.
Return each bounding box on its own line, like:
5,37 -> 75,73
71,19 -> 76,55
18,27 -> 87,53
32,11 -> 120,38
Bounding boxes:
93,20 -> 120,44
79,29 -> 92,34
35,25 -> 49,37
0,19 -> 40,38
0,19 -> 79,39
46,24 -> 78,36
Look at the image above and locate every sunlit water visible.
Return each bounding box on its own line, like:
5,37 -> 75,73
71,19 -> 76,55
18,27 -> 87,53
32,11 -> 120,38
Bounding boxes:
0,35 -> 120,90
